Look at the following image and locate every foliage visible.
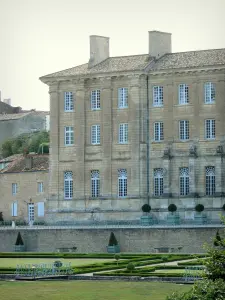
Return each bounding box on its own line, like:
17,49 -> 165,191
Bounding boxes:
15,232 -> 24,246
114,254 -> 120,266
108,232 -> 118,246
37,143 -> 49,154
126,262 -> 135,273
213,230 -> 222,247
168,204 -> 177,213
222,203 -> 225,211
54,260 -> 63,268
0,212 -> 3,222
1,131 -> 49,158
141,204 -> 151,213
195,204 -> 204,212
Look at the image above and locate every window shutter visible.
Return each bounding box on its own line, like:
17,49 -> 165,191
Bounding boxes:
38,202 -> 45,217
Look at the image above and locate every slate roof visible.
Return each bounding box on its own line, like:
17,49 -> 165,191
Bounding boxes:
40,48 -> 225,79
0,112 -> 31,121
0,154 -> 23,163
0,154 -> 49,173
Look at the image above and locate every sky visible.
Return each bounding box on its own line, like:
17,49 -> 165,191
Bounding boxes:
0,0 -> 225,111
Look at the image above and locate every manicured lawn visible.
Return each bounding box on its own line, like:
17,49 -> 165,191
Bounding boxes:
0,258 -> 114,268
0,281 -> 191,300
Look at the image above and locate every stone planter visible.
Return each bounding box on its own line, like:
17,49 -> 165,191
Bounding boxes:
106,245 -> 120,253
14,245 -> 25,252
194,213 -> 206,225
140,215 -> 154,225
167,213 -> 180,225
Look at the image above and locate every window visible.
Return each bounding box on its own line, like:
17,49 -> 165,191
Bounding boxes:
11,202 -> 17,217
118,169 -> 127,197
179,120 -> 189,141
205,119 -> 215,139
37,182 -> 44,193
64,171 -> 73,199
91,90 -> 100,110
118,88 -> 128,108
12,183 -> 17,195
64,92 -> 74,111
204,82 -> 215,103
154,122 -> 164,141
154,169 -> 164,196
205,166 -> 215,195
119,123 -> 128,144
37,202 -> 45,217
64,126 -> 74,145
91,125 -> 100,144
153,86 -> 163,107
28,203 -> 34,222
180,168 -> 189,196
179,84 -> 189,104
91,170 -> 100,198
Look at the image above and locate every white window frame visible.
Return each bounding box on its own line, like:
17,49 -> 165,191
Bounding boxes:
12,183 -> 17,195
37,182 -> 44,193
118,169 -> 127,197
179,120 -> 189,141
64,92 -> 74,112
11,202 -> 18,217
37,202 -> 45,217
28,203 -> 34,222
205,119 -> 215,139
154,122 -> 164,141
64,171 -> 73,199
154,168 -> 164,196
91,90 -> 100,110
204,82 -> 215,104
91,170 -> 100,198
64,126 -> 74,146
91,125 -> 100,145
179,84 -> 189,104
119,123 -> 128,144
205,166 -> 215,196
153,86 -> 163,107
118,88 -> 128,108
180,168 -> 189,196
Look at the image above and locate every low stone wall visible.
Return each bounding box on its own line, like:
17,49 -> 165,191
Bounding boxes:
0,226 -> 222,253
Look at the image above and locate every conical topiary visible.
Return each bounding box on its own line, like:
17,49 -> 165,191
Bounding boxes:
108,232 -> 118,246
15,232 -> 24,246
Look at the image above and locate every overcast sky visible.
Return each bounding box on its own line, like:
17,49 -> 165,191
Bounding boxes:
0,0 -> 225,111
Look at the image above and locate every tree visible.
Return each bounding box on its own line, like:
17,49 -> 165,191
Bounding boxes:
0,212 -> 3,222
15,232 -> 24,246
126,262 -> 135,273
108,232 -> 118,246
114,254 -> 120,266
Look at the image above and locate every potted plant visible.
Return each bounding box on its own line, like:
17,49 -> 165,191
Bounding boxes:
167,204 -> 180,225
106,232 -> 120,253
14,232 -> 25,252
194,204 -> 206,224
140,204 -> 153,225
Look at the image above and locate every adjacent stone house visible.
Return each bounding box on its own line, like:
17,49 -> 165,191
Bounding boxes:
40,31 -> 225,223
0,154 -> 49,224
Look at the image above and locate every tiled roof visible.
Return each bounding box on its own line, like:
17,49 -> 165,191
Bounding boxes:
0,154 -> 23,163
0,154 -> 49,173
0,112 -> 31,121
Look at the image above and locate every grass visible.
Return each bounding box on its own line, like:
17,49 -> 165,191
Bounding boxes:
0,281 -> 191,300
0,258 -> 114,268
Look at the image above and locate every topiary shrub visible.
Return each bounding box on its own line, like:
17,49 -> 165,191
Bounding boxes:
15,232 -> 24,246
114,254 -> 120,266
108,232 -> 118,246
0,212 -> 3,222
126,262 -> 135,273
168,204 -> 177,213
222,204 -> 225,211
54,260 -> 63,268
141,204 -> 151,213
195,204 -> 204,213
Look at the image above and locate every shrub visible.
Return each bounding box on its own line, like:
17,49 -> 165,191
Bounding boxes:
195,204 -> 204,213
15,232 -> 24,246
54,260 -> 63,268
0,212 -> 3,222
213,230 -> 222,247
168,204 -> 177,213
126,262 -> 135,273
108,232 -> 118,246
114,254 -> 120,265
16,220 -> 28,226
222,204 -> 225,211
141,204 -> 151,213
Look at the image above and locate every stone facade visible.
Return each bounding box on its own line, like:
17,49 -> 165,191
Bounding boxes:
40,31 -> 225,223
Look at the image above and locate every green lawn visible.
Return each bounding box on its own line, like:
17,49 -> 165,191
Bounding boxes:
0,281 -> 191,300
0,258 -> 114,268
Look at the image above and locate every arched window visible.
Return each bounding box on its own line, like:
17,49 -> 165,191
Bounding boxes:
118,169 -> 127,197
154,168 -> 163,196
205,166 -> 215,195
91,170 -> 100,198
180,167 -> 189,196
64,171 -> 73,199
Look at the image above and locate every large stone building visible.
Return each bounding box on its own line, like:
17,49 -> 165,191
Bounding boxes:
40,31 -> 225,223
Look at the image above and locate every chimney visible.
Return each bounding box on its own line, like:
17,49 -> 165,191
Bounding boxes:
148,31 -> 172,59
88,35 -> 109,68
25,156 -> 33,170
3,98 -> 11,106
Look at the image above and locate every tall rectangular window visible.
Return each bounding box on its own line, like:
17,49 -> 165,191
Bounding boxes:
12,183 -> 17,195
64,92 -> 74,111
205,166 -> 215,195
64,126 -> 74,145
179,84 -> 189,104
91,125 -> 100,145
180,168 -> 189,196
204,82 -> 215,103
37,182 -> 44,193
205,119 -> 215,139
64,171 -> 73,199
153,86 -> 163,107
37,202 -> 45,217
91,90 -> 100,110
11,202 -> 18,217
179,120 -> 189,140
119,123 -> 128,144
118,88 -> 128,108
154,168 -> 163,196
118,169 -> 127,197
154,122 -> 164,141
91,170 -> 100,198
